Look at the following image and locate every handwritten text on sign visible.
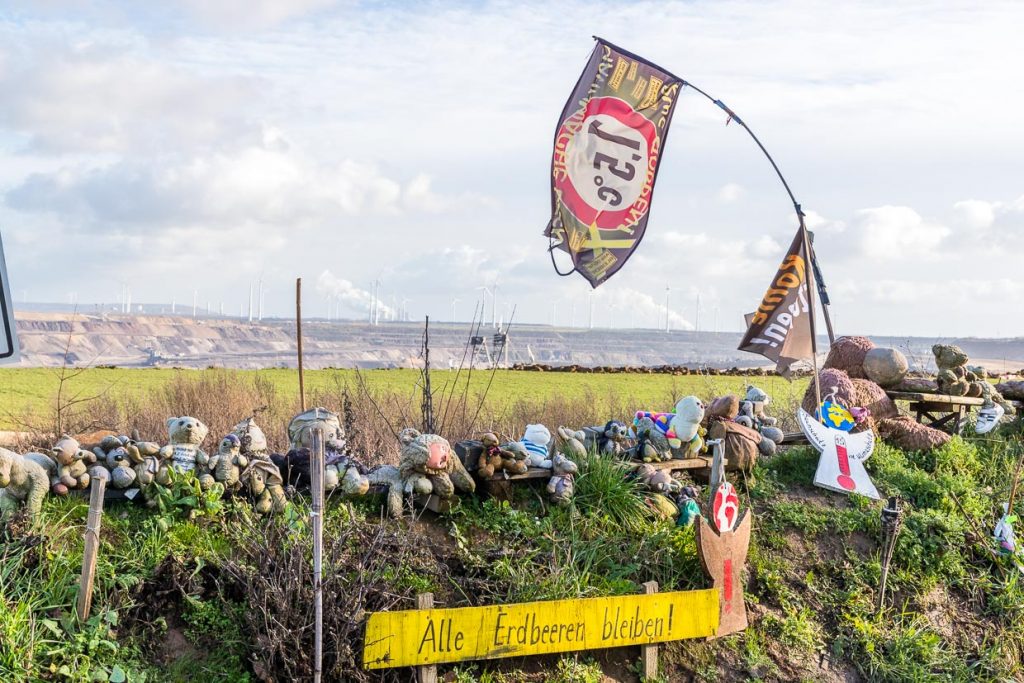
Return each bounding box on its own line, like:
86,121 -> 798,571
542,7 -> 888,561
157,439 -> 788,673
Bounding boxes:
363,589 -> 719,669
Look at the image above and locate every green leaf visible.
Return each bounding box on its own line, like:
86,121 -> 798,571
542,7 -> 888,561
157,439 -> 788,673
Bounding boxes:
105,610 -> 119,626
40,618 -> 61,636
110,665 -> 127,683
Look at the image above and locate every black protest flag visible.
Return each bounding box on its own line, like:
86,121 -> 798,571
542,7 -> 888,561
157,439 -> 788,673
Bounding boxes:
545,38 -> 683,288
738,226 -> 815,377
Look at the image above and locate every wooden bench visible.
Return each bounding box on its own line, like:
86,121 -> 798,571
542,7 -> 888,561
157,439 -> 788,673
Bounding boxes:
886,391 -> 985,435
886,391 -> 1023,435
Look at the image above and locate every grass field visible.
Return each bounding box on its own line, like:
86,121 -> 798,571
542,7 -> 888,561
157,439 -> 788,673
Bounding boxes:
0,366 -> 808,433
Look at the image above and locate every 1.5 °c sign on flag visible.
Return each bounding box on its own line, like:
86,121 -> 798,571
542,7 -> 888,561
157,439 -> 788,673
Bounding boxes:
545,38 -> 683,287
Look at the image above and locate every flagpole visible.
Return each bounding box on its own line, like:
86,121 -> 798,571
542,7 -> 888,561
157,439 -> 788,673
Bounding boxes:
800,221 -> 824,420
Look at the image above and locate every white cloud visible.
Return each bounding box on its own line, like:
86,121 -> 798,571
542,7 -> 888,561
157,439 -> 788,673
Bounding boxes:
177,0 -> 340,30
852,206 -> 950,260
716,183 -> 744,202
952,200 -> 996,231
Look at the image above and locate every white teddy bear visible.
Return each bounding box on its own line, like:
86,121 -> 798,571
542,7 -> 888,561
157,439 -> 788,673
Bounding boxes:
668,396 -> 706,459
160,416 -> 210,477
520,424 -> 553,469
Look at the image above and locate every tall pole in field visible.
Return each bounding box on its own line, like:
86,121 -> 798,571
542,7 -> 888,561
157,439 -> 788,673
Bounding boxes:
664,286 -> 670,333
310,428 -> 325,683
296,278 -> 306,412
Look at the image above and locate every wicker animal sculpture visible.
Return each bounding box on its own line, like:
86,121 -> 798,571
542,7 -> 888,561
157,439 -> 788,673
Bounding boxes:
546,453 -> 578,506
0,447 -> 50,524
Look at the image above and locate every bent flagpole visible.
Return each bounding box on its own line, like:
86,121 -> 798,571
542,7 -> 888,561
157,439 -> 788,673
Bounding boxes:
677,80 -> 836,344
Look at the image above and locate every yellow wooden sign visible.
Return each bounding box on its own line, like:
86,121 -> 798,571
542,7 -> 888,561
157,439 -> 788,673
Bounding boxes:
363,588 -> 719,669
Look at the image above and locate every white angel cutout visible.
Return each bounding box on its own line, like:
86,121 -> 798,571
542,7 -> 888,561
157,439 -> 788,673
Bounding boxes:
797,407 -> 880,500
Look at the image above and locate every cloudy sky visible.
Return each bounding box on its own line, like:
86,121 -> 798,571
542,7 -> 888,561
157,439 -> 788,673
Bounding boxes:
1,1 -> 1022,337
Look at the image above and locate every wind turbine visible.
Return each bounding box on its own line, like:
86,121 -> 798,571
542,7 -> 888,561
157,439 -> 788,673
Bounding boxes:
664,285 -> 671,333
450,298 -> 460,323
400,297 -> 411,322
476,286 -> 492,325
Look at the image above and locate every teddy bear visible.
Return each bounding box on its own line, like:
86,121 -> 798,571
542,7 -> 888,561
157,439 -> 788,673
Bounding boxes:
672,485 -> 702,527
633,463 -> 681,495
496,440 -> 531,475
737,386 -> 784,445
668,396 -> 706,459
546,453 -> 578,506
934,344 -> 983,397
555,426 -> 588,460
207,434 -> 247,493
241,454 -> 288,515
106,445 -> 139,489
280,408 -> 369,495
232,416 -> 270,457
633,415 -> 674,462
366,428 -> 476,518
520,424 -> 553,468
476,433 -> 506,478
50,435 -> 96,493
0,447 -> 51,524
398,428 -> 476,499
802,336 -> 951,452
160,416 -> 210,477
134,440 -> 170,494
597,420 -> 631,458
932,345 -> 1013,416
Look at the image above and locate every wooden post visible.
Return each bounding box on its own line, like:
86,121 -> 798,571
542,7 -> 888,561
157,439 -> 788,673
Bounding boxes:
800,223 -> 824,421
707,439 -> 725,512
76,477 -> 106,621
422,316 -> 434,434
641,581 -> 659,679
416,593 -> 437,683
296,277 -> 306,412
310,428 -> 325,683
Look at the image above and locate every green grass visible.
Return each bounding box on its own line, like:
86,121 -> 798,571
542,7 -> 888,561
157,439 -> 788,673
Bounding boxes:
0,366 -> 807,430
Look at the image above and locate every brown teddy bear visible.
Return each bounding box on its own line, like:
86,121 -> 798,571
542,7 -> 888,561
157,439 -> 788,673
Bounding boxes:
477,433 -> 507,478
